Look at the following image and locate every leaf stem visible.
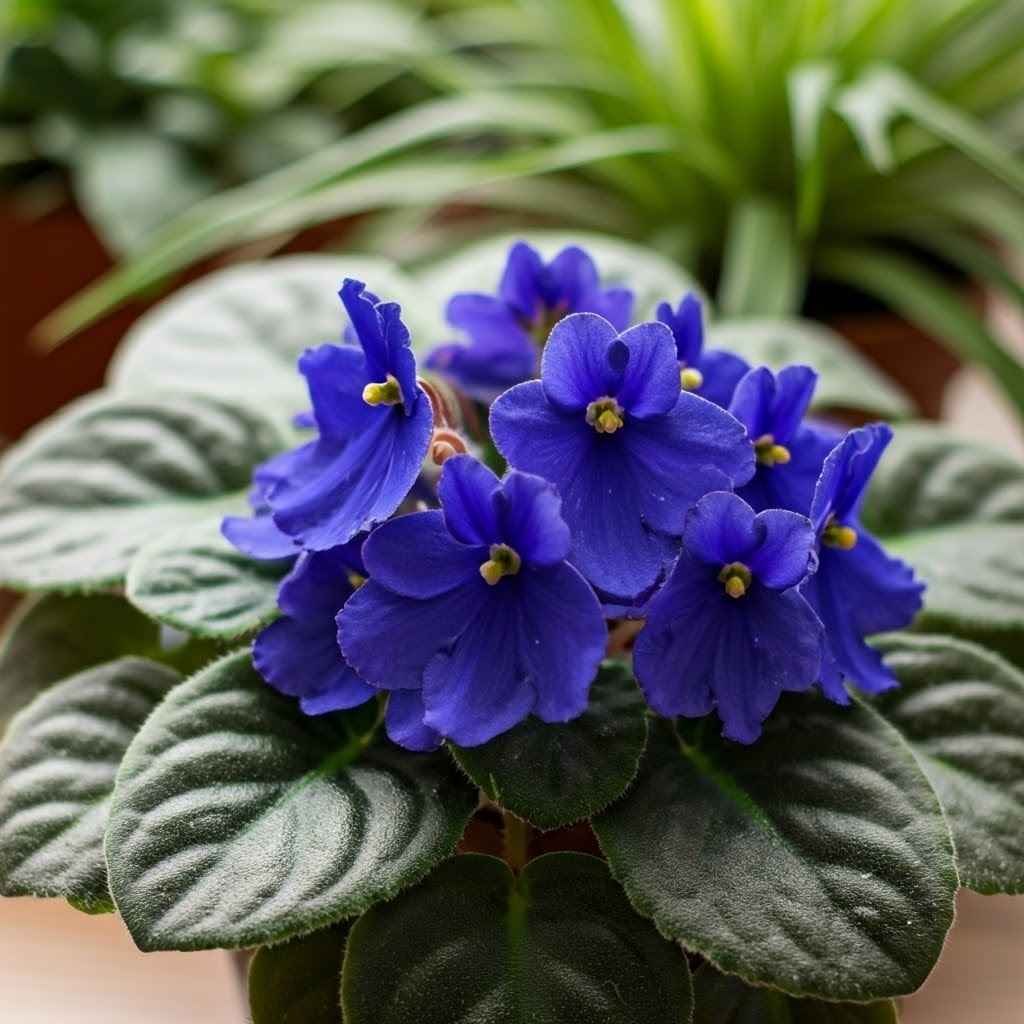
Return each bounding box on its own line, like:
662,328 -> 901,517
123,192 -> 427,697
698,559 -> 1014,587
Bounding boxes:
503,810 -> 531,873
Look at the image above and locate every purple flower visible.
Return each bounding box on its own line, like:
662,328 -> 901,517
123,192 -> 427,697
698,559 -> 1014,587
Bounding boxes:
634,491 -> 824,743
221,449 -> 304,560
656,294 -> 750,408
729,365 -> 837,516
337,455 -> 607,748
489,312 -> 754,599
253,540 -> 376,715
801,424 -> 924,703
426,241 -> 634,401
264,280 -> 434,550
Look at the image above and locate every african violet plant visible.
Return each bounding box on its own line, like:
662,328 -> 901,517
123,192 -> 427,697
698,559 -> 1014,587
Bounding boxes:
1,233 -> 1023,1022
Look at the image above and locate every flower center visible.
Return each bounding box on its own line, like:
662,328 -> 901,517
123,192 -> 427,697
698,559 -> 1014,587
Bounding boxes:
347,571 -> 366,590
718,561 -> 752,599
822,518 -> 858,550
680,366 -> 704,391
362,374 -> 403,407
479,543 -> 522,586
754,433 -> 791,467
585,396 -> 625,435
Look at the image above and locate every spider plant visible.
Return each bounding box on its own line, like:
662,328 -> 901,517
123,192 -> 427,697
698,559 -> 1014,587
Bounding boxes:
40,0 -> 1024,417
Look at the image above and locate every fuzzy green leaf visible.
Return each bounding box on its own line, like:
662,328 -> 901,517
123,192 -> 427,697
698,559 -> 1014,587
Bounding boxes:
875,633 -> 1024,894
126,518 -> 290,639
452,661 -> 647,830
706,317 -> 913,418
108,254 -> 438,406
341,853 -> 694,1024
862,423 -> 1024,664
0,391 -> 287,592
106,651 -> 476,951
418,229 -> 701,323
249,923 -> 349,1024
0,593 -> 161,733
693,964 -> 899,1023
592,698 -> 956,1001
0,658 -> 181,911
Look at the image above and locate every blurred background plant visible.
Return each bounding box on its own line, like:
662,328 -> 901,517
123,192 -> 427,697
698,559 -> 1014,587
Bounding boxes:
32,0 -> 1024,422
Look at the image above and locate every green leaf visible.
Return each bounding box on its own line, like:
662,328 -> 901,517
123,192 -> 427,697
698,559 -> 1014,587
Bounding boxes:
108,254 -> 438,406
592,699 -> 957,1001
816,245 -> 1024,421
0,658 -> 181,912
0,593 -> 160,733
126,518 -> 289,639
0,391 -> 287,592
106,651 -> 476,951
249,923 -> 348,1024
788,61 -> 837,238
836,65 -> 1024,194
341,852 -> 694,1024
874,633 -> 1024,895
861,423 -> 1024,664
693,964 -> 899,1023
451,661 -> 648,830
706,317 -> 913,419
73,132 -> 214,257
418,229 -> 702,322
717,197 -> 805,317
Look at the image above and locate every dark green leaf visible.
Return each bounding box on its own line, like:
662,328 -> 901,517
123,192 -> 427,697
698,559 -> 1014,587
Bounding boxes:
108,255 -> 437,405
0,658 -> 181,912
106,651 -> 476,951
418,229 -> 700,323
0,593 -> 160,733
593,699 -> 956,1001
452,661 -> 647,830
249,923 -> 349,1024
341,852 -> 694,1024
875,633 -> 1024,894
126,518 -> 289,639
693,964 -> 898,1023
706,317 -> 913,418
861,423 -> 1024,664
0,391 -> 287,591
717,197 -> 804,317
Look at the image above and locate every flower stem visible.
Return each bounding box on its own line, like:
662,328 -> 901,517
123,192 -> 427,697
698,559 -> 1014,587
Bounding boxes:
503,810 -> 531,873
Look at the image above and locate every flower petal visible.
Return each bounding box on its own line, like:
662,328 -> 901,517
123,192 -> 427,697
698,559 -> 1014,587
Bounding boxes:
657,293 -> 703,366
682,492 -> 760,567
269,399 -> 433,550
438,454 -> 501,547
221,512 -> 299,560
495,470 -> 571,567
516,563 -> 606,722
276,547 -> 359,618
386,690 -> 442,752
298,344 -> 375,442
737,422 -> 836,516
747,509 -> 817,590
498,241 -> 546,319
729,364 -> 817,445
612,321 -> 681,419
695,349 -> 750,408
338,577 -> 483,690
362,510 -> 483,599
540,312 -> 622,411
421,591 -> 534,746
622,393 -> 755,536
810,424 -> 893,532
425,337 -> 535,401
254,616 -> 374,711
804,534 -> 923,694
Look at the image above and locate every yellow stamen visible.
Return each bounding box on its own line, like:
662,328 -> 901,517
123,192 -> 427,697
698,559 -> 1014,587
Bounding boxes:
754,434 -> 791,467
823,522 -> 858,550
479,543 -> 521,586
586,396 -> 625,435
680,366 -> 704,391
362,374 -> 403,407
718,561 -> 752,600
347,572 -> 366,590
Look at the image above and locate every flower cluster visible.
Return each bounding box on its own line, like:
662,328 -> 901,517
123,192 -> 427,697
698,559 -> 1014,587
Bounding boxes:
225,241 -> 923,749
